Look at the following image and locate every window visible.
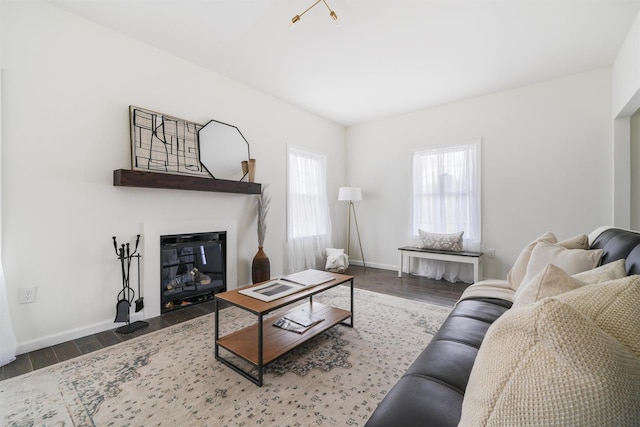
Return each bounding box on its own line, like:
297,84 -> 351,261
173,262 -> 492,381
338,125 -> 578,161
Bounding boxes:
285,146 -> 332,272
412,141 -> 481,246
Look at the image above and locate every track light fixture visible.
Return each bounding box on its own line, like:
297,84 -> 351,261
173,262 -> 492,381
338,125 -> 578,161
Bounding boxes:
291,0 -> 339,26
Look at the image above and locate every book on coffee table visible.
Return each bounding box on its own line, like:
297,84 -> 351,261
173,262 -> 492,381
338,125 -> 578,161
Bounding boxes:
281,269 -> 334,287
239,280 -> 305,302
273,307 -> 325,334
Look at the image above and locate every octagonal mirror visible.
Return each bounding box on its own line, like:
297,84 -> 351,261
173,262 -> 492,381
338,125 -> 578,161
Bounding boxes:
198,119 -> 251,181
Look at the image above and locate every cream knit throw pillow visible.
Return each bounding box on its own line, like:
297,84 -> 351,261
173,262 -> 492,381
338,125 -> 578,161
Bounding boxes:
459,275 -> 640,426
519,240 -> 603,287
506,233 -> 592,291
506,232 -> 557,291
513,260 -> 626,307
512,264 -> 586,306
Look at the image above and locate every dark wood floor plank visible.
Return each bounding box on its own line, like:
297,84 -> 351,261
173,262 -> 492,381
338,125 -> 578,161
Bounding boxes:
74,335 -> 104,354
29,347 -> 58,370
94,330 -> 124,348
52,341 -> 82,362
2,353 -> 32,380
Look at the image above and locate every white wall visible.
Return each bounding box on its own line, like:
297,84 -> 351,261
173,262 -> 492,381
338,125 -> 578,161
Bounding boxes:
347,69 -> 613,279
631,110 -> 640,230
613,14 -> 640,118
1,1 -> 346,353
613,10 -> 640,230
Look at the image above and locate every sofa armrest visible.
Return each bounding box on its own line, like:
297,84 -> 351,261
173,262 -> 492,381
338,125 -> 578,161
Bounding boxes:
458,279 -> 515,303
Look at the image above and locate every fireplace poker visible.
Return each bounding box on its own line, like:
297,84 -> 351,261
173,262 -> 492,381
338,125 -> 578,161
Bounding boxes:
130,235 -> 144,312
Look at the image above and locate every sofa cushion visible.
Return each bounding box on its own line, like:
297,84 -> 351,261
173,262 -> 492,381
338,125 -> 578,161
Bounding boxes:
365,375 -> 464,427
459,275 -> 640,426
512,264 -> 586,306
572,258 -> 626,283
364,298 -> 511,427
506,232 -> 557,290
556,233 -> 590,249
506,233 -> 593,291
519,240 -> 603,286
513,260 -> 627,307
418,230 -> 464,251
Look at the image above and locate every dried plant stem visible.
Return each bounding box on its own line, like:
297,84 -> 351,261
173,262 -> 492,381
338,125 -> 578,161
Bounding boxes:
257,185 -> 271,247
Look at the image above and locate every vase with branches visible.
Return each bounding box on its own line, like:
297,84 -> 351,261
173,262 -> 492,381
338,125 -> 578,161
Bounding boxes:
252,185 -> 271,283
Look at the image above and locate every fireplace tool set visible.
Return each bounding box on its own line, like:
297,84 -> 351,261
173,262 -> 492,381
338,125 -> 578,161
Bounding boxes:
113,234 -> 148,334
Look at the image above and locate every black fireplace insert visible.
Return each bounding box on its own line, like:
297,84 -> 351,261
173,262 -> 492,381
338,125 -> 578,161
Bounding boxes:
160,231 -> 226,313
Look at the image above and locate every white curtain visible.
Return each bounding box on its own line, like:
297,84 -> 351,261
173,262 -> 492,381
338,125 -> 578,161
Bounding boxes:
285,147 -> 332,273
411,141 -> 481,283
0,71 -> 17,366
1,262 -> 18,367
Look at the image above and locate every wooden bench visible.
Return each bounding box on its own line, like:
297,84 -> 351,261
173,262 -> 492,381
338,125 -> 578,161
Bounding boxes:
398,246 -> 484,283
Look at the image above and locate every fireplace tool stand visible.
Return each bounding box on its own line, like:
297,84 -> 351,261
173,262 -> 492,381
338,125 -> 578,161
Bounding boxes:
113,234 -> 148,334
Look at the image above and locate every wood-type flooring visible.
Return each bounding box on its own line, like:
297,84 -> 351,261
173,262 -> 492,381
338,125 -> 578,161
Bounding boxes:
1,265 -> 468,380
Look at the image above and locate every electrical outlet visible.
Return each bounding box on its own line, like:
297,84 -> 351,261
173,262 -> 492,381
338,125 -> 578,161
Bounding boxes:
487,249 -> 496,259
19,287 -> 37,304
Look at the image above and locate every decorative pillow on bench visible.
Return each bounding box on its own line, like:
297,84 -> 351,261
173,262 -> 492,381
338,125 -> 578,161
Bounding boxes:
418,230 -> 464,251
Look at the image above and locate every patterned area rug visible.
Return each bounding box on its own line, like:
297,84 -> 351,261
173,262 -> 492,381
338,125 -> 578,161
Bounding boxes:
1,287 -> 451,426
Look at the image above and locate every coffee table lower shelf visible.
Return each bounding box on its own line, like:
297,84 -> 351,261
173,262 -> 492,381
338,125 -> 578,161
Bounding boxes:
216,302 -> 352,385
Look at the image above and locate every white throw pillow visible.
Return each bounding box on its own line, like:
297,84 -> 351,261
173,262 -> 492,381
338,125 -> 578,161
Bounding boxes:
513,264 -> 586,307
519,240 -> 603,287
513,260 -> 627,307
325,248 -> 348,273
326,248 -> 345,257
556,233 -> 590,250
572,258 -> 626,283
506,232 -> 557,290
417,230 -> 464,251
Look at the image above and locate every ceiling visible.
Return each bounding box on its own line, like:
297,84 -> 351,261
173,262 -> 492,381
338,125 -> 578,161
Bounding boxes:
49,0 -> 640,127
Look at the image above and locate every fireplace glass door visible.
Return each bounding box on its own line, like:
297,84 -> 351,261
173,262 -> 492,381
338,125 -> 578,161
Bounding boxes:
161,231 -> 226,312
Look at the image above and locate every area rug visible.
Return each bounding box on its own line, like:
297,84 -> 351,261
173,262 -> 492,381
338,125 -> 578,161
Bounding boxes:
0,287 -> 451,426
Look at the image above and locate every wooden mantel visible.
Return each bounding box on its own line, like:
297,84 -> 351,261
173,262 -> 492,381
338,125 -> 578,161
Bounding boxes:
113,169 -> 261,194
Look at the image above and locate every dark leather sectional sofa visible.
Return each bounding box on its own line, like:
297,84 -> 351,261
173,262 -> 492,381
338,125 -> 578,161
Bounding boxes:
365,227 -> 640,427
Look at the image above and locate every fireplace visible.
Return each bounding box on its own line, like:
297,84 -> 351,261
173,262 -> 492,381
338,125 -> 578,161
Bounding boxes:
142,219 -> 237,320
160,231 -> 226,313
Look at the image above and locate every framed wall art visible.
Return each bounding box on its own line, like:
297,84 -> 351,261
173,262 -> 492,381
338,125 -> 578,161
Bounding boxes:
129,106 -> 209,177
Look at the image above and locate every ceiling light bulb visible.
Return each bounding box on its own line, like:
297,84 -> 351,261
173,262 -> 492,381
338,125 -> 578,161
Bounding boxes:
291,15 -> 301,25
330,11 -> 338,21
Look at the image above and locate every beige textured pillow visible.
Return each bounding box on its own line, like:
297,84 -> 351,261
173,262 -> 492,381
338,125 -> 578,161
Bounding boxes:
513,264 -> 586,307
556,275 -> 640,355
572,258 -> 626,283
519,240 -> 603,287
513,260 -> 627,307
556,233 -> 590,249
506,232 -> 557,290
459,276 -> 640,426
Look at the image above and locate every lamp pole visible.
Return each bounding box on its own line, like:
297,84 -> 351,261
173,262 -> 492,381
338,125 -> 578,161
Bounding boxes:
349,201 -> 365,268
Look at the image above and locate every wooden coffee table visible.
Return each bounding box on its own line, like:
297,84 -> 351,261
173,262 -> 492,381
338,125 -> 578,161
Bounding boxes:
214,273 -> 354,386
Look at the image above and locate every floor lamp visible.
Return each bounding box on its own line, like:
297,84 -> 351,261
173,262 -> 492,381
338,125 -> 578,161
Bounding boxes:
338,187 -> 365,268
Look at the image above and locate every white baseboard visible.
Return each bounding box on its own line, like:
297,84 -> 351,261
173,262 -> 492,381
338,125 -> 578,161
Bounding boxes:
16,311 -> 146,355
349,260 -> 397,271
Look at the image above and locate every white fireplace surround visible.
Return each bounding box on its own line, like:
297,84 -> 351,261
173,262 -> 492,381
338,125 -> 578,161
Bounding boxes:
142,219 -> 238,319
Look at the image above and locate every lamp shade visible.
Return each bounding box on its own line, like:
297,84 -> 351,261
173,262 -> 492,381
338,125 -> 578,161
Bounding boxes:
338,187 -> 362,201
